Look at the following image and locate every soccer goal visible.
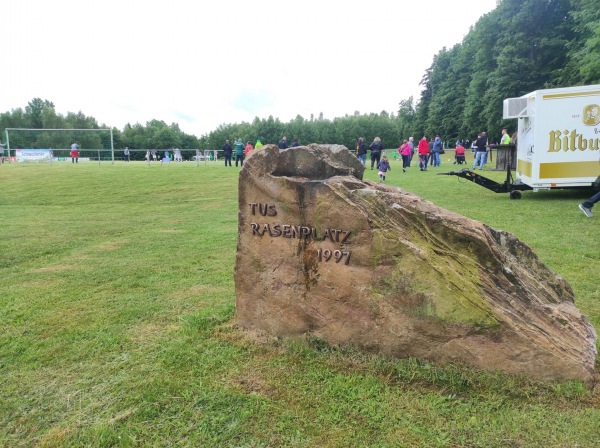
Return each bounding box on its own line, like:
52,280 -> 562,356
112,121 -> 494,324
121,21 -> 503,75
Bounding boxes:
4,128 -> 115,164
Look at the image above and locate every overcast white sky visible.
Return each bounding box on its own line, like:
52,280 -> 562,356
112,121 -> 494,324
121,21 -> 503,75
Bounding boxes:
3,0 -> 497,137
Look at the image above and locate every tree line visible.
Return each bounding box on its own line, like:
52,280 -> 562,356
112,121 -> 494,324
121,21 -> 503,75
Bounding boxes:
2,0 -> 598,152
412,0 -> 600,144
0,99 -> 201,153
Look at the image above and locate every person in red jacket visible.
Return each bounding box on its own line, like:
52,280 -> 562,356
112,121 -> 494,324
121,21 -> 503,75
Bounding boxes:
454,143 -> 466,164
244,141 -> 253,156
417,136 -> 429,171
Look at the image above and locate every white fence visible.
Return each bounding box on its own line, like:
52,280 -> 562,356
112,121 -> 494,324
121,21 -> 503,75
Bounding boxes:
1,149 -> 226,166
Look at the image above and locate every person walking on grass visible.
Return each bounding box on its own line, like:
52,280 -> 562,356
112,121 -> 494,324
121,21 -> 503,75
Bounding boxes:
418,136 -> 429,171
356,137 -> 367,166
579,190 -> 600,218
407,136 -> 415,167
399,140 -> 411,172
427,138 -> 434,167
377,154 -> 391,182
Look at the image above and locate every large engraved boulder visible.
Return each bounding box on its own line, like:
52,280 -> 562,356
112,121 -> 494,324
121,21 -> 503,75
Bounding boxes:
234,144 -> 597,385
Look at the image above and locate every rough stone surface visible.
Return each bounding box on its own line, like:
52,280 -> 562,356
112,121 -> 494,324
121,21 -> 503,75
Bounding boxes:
234,144 -> 597,385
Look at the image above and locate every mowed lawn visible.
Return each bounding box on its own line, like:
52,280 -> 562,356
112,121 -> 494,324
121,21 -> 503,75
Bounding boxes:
0,154 -> 599,448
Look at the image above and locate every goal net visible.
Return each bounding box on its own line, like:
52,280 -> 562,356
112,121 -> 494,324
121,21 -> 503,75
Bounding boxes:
4,128 -> 114,163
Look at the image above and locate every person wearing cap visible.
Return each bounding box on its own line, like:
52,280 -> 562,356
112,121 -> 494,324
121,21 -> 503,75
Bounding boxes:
255,139 -> 263,150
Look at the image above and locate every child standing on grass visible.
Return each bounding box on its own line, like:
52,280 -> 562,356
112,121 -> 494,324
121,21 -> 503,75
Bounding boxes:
377,154 -> 391,182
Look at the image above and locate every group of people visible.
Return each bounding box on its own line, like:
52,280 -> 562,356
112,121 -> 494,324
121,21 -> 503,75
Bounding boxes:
277,136 -> 300,149
355,137 -> 384,169
351,130 -> 600,220
390,135 -> 444,171
355,136 -> 390,181
221,138 -> 266,167
354,129 -> 512,175
359,135 -> 447,173
415,136 -> 445,170
221,136 -> 303,167
355,135 -> 442,175
471,128 -> 512,170
140,148 -> 183,164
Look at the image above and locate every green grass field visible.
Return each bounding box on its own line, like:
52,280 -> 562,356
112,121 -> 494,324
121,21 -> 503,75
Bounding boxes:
1,154 -> 599,447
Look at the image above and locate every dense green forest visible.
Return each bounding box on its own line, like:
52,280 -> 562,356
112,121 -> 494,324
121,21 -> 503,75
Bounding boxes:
2,0 -> 598,152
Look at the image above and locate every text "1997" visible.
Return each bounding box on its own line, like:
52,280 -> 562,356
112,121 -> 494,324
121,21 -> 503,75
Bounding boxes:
317,249 -> 352,265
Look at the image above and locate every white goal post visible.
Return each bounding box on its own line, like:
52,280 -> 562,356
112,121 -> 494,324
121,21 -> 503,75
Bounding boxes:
4,128 -> 115,164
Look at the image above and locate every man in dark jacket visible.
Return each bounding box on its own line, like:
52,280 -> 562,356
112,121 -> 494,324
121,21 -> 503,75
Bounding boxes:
222,139 -> 233,166
278,136 -> 288,149
472,132 -> 488,170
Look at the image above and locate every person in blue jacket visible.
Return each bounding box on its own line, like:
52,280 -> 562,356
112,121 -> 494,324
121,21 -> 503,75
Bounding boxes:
432,135 -> 443,167
377,154 -> 391,182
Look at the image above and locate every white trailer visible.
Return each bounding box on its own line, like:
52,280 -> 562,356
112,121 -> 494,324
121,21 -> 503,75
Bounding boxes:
504,84 -> 600,190
440,84 -> 600,199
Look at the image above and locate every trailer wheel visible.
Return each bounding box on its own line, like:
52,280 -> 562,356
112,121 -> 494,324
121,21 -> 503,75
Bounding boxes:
509,190 -> 522,200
